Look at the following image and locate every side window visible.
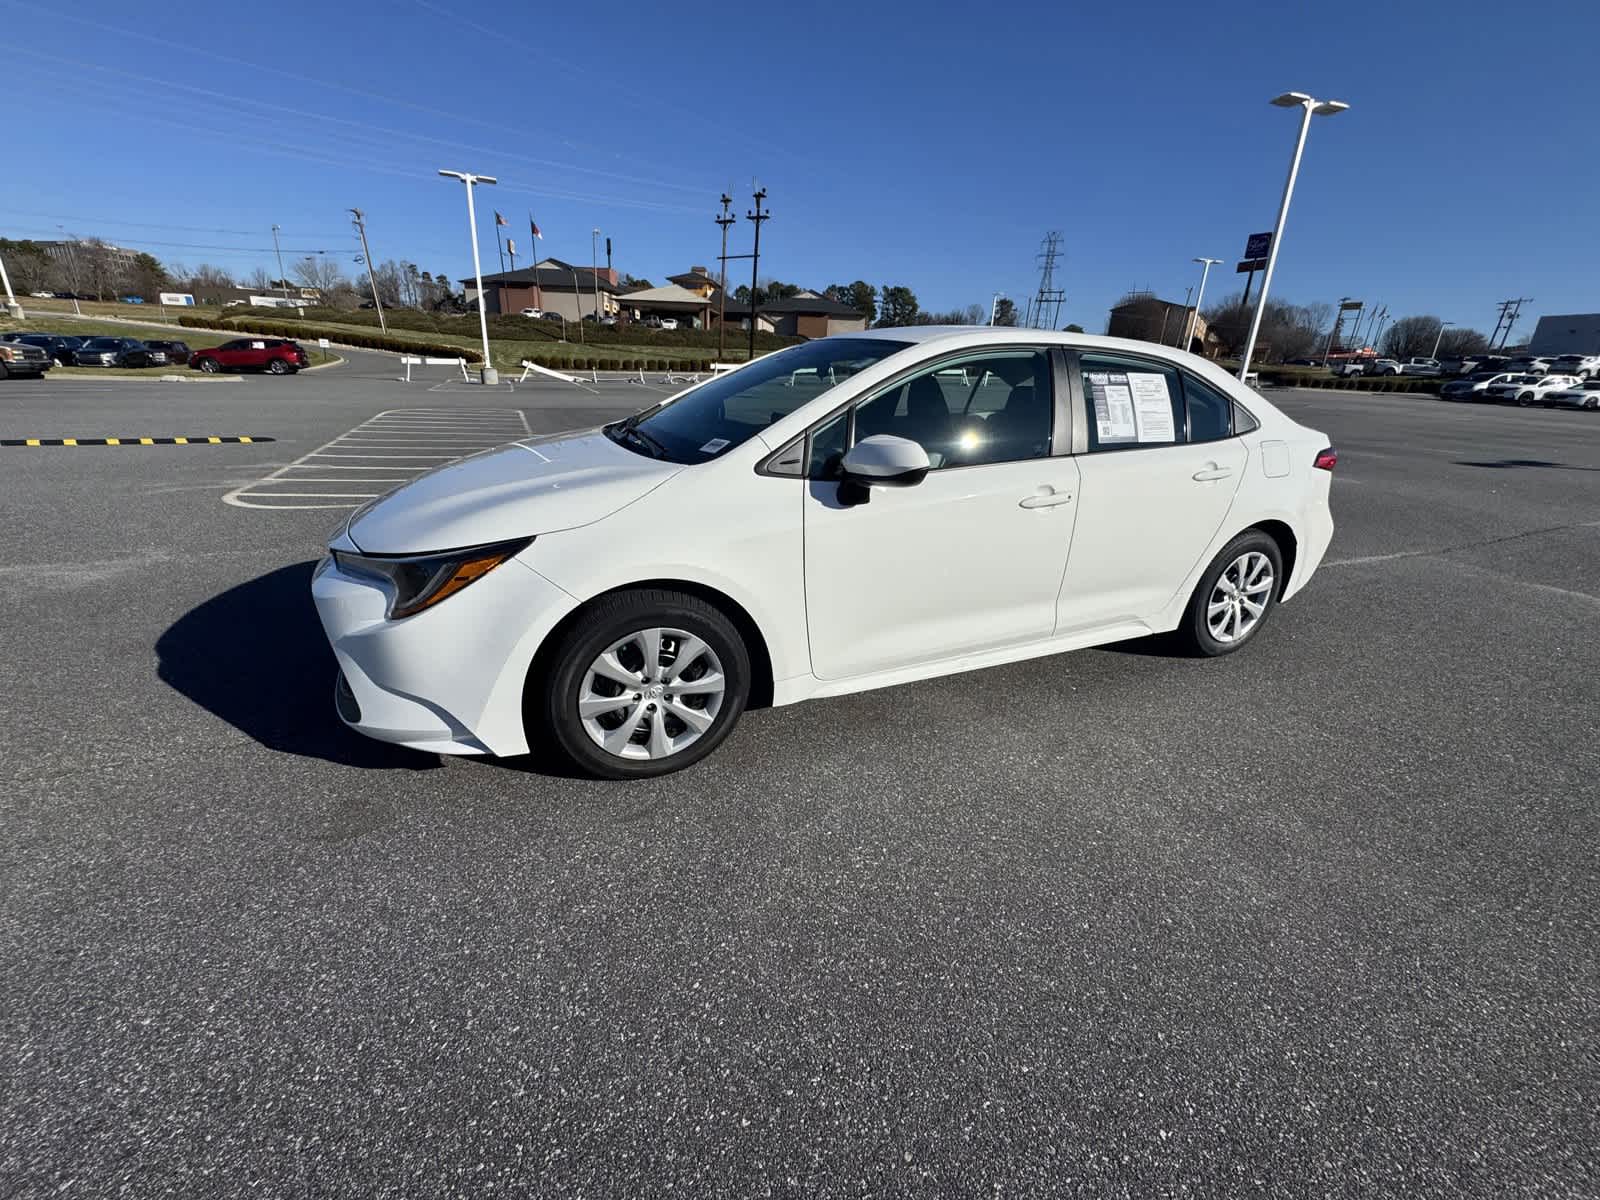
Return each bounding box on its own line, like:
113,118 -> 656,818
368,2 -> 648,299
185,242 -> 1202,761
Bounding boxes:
824,349 -> 1052,473
1182,374 -> 1233,442
1081,354 -> 1185,452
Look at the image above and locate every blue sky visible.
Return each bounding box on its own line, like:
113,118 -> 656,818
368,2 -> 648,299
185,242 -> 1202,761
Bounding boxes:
5,0 -> 1597,338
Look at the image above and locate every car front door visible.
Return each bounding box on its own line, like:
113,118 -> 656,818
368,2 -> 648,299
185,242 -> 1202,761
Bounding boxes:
1055,354 -> 1248,633
802,347 -> 1080,680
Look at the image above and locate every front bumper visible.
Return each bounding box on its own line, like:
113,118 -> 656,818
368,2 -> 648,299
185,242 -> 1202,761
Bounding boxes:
310,551 -> 578,757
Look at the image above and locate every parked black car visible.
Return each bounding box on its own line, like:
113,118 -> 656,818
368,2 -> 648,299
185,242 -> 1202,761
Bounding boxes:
72,337 -> 167,367
143,339 -> 191,364
2,332 -> 84,366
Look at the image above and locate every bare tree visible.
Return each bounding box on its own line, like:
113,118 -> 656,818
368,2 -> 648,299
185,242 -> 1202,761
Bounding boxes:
247,266 -> 273,292
1437,327 -> 1490,357
292,255 -> 347,293
1381,315 -> 1444,360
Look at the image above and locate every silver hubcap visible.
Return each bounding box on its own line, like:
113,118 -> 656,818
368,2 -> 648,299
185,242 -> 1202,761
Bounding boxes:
578,627 -> 725,760
1207,551 -> 1274,644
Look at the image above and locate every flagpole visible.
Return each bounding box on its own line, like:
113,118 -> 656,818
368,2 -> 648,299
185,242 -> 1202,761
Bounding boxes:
528,212 -> 543,311
493,214 -> 507,315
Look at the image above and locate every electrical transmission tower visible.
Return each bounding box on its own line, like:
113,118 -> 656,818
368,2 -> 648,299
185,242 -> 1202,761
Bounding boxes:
1029,232 -> 1066,329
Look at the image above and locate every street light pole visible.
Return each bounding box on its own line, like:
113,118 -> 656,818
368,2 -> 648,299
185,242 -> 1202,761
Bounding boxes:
1429,320 -> 1455,360
1238,92 -> 1350,381
990,292 -> 1005,326
0,247 -> 21,318
438,169 -> 500,384
1186,257 -> 1221,352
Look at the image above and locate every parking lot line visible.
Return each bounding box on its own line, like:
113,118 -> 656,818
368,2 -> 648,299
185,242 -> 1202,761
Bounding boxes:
223,407 -> 528,510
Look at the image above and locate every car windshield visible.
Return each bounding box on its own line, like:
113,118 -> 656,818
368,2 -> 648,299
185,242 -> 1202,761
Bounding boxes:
610,337 -> 911,464
82,338 -> 121,349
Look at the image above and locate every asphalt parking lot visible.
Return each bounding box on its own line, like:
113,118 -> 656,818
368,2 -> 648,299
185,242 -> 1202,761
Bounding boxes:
2,353 -> 1597,1197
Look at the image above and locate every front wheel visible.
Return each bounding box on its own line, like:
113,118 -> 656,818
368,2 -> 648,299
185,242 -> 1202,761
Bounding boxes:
535,588 -> 751,779
1175,531 -> 1284,657
196,357 -> 220,373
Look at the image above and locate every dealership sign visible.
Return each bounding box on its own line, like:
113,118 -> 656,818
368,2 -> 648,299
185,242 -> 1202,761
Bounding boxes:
158,292 -> 196,306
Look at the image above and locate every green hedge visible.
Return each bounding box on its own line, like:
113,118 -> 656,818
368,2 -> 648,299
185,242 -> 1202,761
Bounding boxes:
284,306 -> 803,352
177,314 -> 483,362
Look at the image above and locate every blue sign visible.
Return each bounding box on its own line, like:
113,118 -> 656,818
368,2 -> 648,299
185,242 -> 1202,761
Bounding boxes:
1245,232 -> 1273,260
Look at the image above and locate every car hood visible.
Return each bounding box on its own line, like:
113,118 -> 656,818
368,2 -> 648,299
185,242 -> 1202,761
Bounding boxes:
347,427 -> 681,553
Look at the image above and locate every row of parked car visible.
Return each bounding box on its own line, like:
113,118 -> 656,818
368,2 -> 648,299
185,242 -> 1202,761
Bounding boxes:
1438,370 -> 1600,409
1325,351 -> 1600,381
0,331 -> 311,378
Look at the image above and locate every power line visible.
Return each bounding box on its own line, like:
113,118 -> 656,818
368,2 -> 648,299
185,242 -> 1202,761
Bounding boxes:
0,207 -> 347,240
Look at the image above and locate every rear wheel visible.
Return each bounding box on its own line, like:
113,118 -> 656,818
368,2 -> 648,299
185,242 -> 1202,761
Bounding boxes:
535,589 -> 751,779
1517,391 -> 1534,406
1175,531 -> 1284,657
267,358 -> 290,375
196,357 -> 220,373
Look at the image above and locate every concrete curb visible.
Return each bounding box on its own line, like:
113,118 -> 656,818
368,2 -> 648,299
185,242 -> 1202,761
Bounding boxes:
42,372 -> 242,384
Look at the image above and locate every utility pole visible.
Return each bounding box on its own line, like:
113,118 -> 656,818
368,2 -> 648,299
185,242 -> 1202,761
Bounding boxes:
494,212 -> 508,313
1490,297 -> 1532,350
989,292 -> 1005,326
745,188 -> 770,361
348,209 -> 388,333
715,194 -> 736,360
591,227 -> 602,326
56,226 -> 82,316
270,224 -> 290,302
1178,286 -> 1194,346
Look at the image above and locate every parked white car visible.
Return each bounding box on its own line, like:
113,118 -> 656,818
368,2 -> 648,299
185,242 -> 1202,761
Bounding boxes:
313,328 -> 1336,778
1365,358 -> 1403,376
519,307 -> 545,319
1547,354 -> 1600,380
1439,371 -> 1518,401
1542,379 -> 1600,410
1482,373 -> 1583,405
658,318 -> 680,331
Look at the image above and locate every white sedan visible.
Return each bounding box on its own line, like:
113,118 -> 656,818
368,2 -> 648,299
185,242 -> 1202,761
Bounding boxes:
313,329 -> 1336,778
1482,374 -> 1583,405
1543,379 -> 1600,410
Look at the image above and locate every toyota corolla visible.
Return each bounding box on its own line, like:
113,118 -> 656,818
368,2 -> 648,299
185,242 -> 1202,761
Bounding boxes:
313,329 -> 1335,778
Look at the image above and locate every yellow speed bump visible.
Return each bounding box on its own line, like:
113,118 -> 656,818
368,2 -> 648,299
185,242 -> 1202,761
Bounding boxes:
0,436 -> 273,447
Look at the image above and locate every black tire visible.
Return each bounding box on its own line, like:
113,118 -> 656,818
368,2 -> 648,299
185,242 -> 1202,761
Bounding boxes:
1517,391 -> 1533,406
0,362 -> 8,380
196,357 -> 220,373
1174,530 -> 1285,658
534,588 -> 751,779
267,358 -> 290,375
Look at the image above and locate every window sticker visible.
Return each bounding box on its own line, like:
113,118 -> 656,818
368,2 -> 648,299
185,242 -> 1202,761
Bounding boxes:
1127,373 -> 1177,442
1085,371 -> 1137,442
699,437 -> 731,454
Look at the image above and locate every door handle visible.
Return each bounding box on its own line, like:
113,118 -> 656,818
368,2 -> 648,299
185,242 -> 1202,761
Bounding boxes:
1019,490 -> 1074,509
1192,465 -> 1234,481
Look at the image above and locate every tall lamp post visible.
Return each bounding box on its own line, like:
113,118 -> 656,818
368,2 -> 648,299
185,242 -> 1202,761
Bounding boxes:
989,292 -> 1006,326
1429,319 -> 1455,360
0,247 -> 21,318
591,227 -> 602,327
1238,91 -> 1350,381
438,169 -> 500,384
1185,257 -> 1221,351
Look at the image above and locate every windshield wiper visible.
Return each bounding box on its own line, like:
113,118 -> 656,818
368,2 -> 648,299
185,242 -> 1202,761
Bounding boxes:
608,421 -> 669,460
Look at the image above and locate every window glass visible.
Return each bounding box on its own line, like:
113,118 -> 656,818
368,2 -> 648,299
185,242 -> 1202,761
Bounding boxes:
831,349 -> 1052,473
1183,374 -> 1233,442
807,410 -> 849,478
1080,354 -> 1185,452
623,337 -> 909,464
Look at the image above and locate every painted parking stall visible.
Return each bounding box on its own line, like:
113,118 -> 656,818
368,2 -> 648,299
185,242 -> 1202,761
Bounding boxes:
224,408 -> 531,511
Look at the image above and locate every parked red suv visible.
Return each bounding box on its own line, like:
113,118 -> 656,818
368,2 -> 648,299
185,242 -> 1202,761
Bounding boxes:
189,338 -> 310,375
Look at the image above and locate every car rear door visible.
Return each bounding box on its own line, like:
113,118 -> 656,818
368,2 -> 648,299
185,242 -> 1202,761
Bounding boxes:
1055,353 -> 1247,633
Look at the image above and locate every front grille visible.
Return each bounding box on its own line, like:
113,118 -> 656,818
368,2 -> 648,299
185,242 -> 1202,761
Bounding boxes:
334,671 -> 362,723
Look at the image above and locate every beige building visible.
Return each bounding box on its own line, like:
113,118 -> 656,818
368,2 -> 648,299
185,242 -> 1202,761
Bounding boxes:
1106,294 -> 1216,356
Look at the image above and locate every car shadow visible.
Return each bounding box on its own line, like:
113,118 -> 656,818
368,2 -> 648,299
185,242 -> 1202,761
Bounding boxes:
1453,458 -> 1600,472
156,560 -> 442,771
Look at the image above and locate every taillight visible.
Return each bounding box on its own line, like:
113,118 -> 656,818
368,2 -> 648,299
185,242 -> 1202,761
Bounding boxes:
1313,447 -> 1338,471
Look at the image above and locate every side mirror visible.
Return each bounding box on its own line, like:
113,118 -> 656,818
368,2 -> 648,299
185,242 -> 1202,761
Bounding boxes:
836,435 -> 931,507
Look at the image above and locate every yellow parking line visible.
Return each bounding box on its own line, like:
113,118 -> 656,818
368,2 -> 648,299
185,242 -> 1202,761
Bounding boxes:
239,436 -> 253,443
174,437 -> 188,445
105,437 -> 120,445
62,438 -> 77,446
139,437 -> 153,445
25,439 -> 40,446
207,436 -> 221,444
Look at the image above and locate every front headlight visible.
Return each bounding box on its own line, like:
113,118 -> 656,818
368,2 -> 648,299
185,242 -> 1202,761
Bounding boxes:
331,536 -> 532,619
